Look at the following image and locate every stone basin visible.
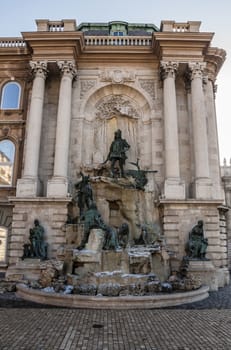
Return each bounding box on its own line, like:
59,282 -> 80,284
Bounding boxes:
16,283 -> 209,309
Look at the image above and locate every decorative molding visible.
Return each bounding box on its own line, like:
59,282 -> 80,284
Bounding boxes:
57,61 -> 77,79
80,80 -> 96,99
95,95 -> 140,119
160,61 -> 178,80
188,62 -> 206,80
139,79 -> 156,100
30,61 -> 48,79
100,69 -> 135,83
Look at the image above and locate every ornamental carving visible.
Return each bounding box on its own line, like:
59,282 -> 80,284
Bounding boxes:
95,95 -> 140,119
139,80 -> 155,99
30,61 -> 48,79
160,61 -> 178,80
100,69 -> 135,83
58,61 -> 77,79
188,62 -> 206,80
80,80 -> 96,99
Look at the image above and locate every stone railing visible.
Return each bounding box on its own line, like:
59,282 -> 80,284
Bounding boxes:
47,22 -> 64,32
0,38 -> 26,48
160,21 -> 201,32
36,19 -> 76,32
85,36 -> 152,46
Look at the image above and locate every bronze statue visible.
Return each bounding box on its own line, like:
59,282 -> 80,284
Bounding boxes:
134,225 -> 148,245
77,202 -> 108,250
74,172 -> 93,218
77,202 -> 125,251
117,222 -> 129,249
23,219 -> 47,260
104,129 -> 130,178
103,226 -> 120,250
187,220 -> 208,259
127,158 -> 158,190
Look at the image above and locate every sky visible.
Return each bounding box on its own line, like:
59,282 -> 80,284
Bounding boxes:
1,0 -> 230,163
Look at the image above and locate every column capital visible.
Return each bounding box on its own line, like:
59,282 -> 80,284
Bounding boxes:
57,60 -> 77,79
206,70 -> 216,83
29,61 -> 48,79
188,62 -> 206,80
160,61 -> 178,80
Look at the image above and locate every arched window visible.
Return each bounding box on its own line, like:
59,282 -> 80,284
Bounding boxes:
0,227 -> 7,263
0,82 -> 21,109
0,140 -> 15,186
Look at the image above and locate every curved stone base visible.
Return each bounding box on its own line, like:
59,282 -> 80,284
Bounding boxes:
16,284 -> 209,309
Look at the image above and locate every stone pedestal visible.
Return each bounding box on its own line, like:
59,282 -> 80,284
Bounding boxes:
102,250 -> 129,273
187,259 -> 218,291
86,229 -> 105,252
16,177 -> 41,197
193,178 -> 213,199
129,254 -> 151,274
72,229 -> 105,277
47,177 -> 69,197
164,178 -> 185,199
6,258 -> 42,281
72,249 -> 102,277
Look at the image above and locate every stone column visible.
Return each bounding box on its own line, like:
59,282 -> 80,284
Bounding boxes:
205,73 -> 224,199
47,61 -> 77,197
161,61 -> 185,199
16,61 -> 47,197
188,62 -> 212,199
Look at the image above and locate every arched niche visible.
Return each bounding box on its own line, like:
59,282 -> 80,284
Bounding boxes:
0,139 -> 15,186
80,84 -> 152,167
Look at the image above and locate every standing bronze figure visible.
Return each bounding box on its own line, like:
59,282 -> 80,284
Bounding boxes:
74,172 -> 93,218
104,129 -> 130,178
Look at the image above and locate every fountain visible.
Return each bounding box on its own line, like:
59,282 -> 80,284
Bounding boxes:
16,130 -> 209,308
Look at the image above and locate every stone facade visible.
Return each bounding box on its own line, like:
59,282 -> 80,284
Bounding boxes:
0,19 -> 229,289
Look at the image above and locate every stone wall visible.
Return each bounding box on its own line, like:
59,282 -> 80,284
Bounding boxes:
7,198 -> 70,265
159,200 -> 227,271
0,205 -> 13,267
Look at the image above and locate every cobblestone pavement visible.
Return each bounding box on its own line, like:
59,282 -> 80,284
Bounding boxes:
0,283 -> 231,350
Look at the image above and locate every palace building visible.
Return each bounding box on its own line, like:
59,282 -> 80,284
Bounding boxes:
0,19 -> 230,290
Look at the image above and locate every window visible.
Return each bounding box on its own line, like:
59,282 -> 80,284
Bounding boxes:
109,22 -> 128,36
0,140 -> 15,186
0,82 -> 21,109
0,227 -> 7,263
113,32 -> 124,36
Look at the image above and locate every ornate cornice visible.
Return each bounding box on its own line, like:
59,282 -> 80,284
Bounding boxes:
205,47 -> 226,78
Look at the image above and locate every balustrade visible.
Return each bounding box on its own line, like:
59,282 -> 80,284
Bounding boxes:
85,36 -> 152,46
0,38 -> 26,48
